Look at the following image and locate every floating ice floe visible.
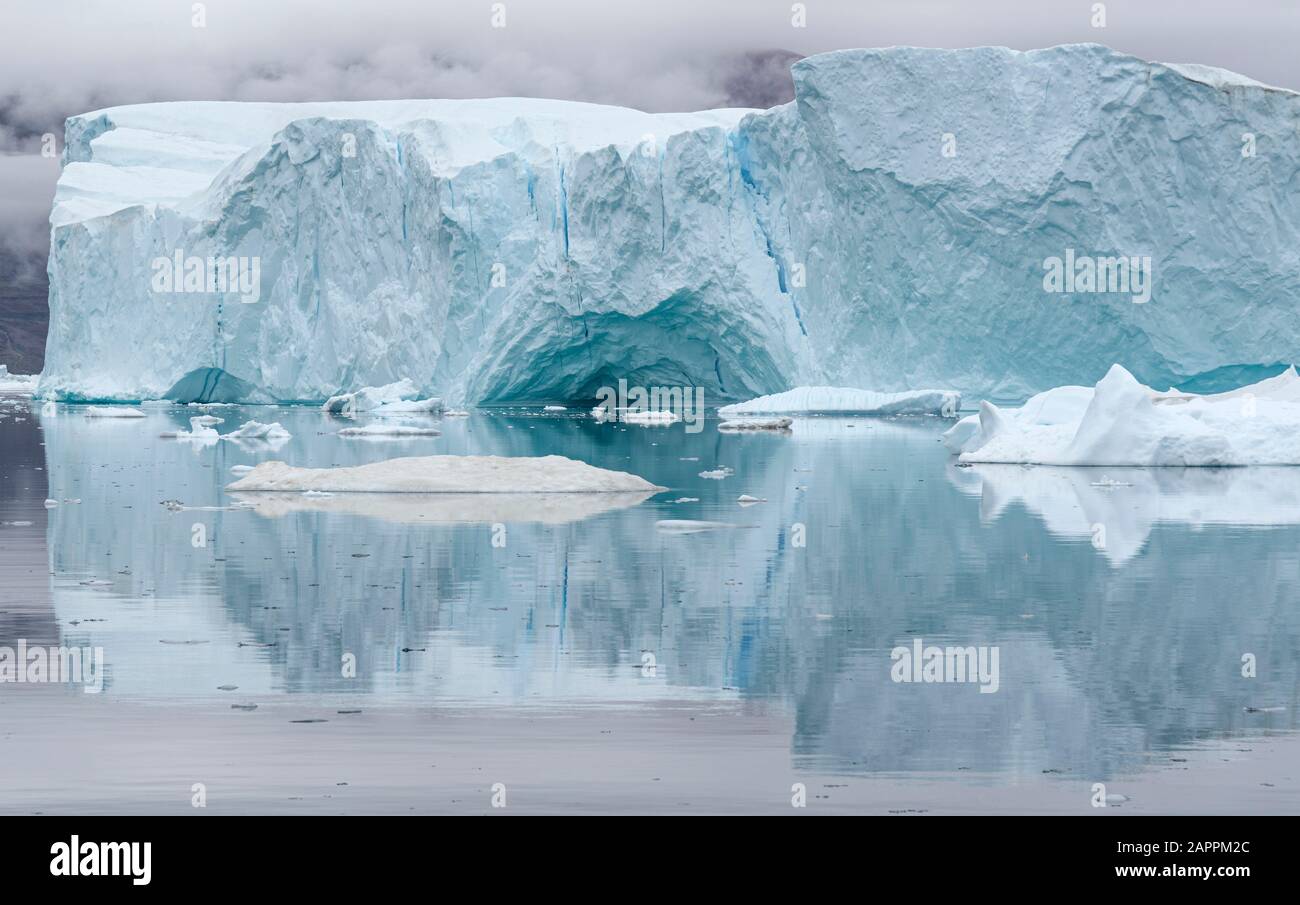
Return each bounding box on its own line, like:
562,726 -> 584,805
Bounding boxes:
191,414 -> 224,426
718,417 -> 793,432
0,365 -> 37,396
160,417 -> 220,442
322,378 -> 441,417
737,494 -> 766,506
719,387 -> 959,417
543,405 -> 567,412
698,466 -> 734,480
337,423 -> 440,438
85,406 -> 146,418
225,454 -> 665,494
952,364 -> 1300,466
619,410 -> 679,426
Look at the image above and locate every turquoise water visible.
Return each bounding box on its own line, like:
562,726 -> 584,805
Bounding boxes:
2,400 -> 1297,789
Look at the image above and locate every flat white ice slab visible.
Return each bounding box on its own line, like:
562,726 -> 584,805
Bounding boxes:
225,454 -> 665,494
719,386 -> 959,417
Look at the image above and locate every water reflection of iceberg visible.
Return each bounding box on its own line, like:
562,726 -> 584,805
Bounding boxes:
955,464 -> 1300,564
229,490 -> 656,524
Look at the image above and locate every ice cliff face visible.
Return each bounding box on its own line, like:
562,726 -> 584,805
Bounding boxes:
42,44 -> 1300,403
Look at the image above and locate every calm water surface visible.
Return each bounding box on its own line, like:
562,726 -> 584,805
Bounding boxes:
1,396 -> 1296,810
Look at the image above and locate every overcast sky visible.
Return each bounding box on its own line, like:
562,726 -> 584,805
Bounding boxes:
2,0 -> 1298,276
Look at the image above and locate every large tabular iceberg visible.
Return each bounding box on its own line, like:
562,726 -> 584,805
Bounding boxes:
41,45 -> 1300,404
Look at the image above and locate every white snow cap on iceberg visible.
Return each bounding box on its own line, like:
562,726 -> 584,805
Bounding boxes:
323,379 -> 441,416
955,364 -> 1300,466
225,454 -> 665,494
719,387 -> 959,417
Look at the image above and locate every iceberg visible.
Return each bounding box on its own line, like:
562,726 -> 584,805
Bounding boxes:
719,387 -> 958,417
40,45 -> 1300,405
955,365 -> 1300,466
322,379 -> 441,416
225,454 -> 665,494
222,420 -> 291,440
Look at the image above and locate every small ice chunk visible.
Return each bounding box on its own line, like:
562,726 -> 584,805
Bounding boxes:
230,465 -> 254,475
543,405 -> 567,412
699,466 -> 734,480
737,494 -> 766,505
622,410 -> 679,426
44,499 -> 58,508
223,420 -> 291,440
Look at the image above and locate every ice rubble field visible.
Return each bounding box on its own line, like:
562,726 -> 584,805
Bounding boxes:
947,365 -> 1300,466
39,44 -> 1300,406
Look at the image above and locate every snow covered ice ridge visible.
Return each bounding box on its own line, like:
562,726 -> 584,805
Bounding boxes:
719,387 -> 957,417
950,364 -> 1300,466
40,45 -> 1300,405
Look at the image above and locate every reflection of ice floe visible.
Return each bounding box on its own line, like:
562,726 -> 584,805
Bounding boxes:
337,423 -> 440,438
232,490 -> 656,524
719,417 -> 792,432
226,454 -> 664,493
953,364 -> 1300,466
955,463 -> 1300,563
